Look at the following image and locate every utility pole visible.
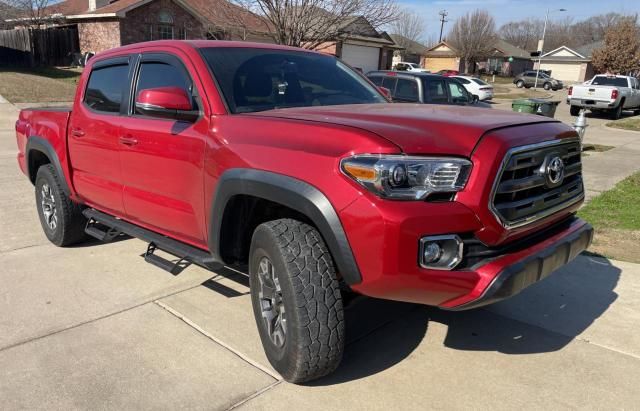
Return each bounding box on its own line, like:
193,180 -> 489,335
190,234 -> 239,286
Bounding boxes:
438,10 -> 448,42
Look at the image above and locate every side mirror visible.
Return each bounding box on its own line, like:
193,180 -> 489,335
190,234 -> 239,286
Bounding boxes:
135,87 -> 198,122
378,86 -> 392,99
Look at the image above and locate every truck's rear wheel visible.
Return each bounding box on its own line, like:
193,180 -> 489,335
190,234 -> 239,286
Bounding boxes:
35,165 -> 87,246
570,106 -> 580,116
249,218 -> 344,383
610,103 -> 623,120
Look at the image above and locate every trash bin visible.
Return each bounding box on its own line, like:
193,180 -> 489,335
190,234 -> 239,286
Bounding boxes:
531,99 -> 560,118
511,99 -> 538,114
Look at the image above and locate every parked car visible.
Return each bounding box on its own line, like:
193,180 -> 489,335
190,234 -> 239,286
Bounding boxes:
514,71 -> 563,90
367,71 -> 473,105
436,69 -> 460,77
16,40 -> 592,384
567,75 -> 640,119
394,61 -> 430,73
452,75 -> 494,102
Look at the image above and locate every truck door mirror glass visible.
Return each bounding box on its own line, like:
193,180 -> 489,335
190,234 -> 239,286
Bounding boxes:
135,87 -> 198,122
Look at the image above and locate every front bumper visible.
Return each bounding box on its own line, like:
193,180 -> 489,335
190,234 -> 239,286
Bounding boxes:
444,220 -> 593,310
341,191 -> 592,309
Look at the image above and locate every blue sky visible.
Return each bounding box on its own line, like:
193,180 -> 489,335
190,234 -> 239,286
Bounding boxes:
398,0 -> 640,42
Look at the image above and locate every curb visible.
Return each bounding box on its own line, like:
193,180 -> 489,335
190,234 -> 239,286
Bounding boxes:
602,123 -> 640,134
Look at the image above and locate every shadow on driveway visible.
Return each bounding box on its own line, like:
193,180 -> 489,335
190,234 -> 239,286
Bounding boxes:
311,256 -> 620,385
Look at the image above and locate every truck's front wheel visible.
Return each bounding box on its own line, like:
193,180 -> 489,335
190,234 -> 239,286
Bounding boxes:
249,218 -> 344,383
35,165 -> 87,246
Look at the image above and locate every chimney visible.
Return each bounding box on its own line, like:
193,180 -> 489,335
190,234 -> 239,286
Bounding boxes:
88,0 -> 110,12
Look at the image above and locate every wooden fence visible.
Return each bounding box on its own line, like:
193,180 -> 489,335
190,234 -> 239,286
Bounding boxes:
0,26 -> 80,67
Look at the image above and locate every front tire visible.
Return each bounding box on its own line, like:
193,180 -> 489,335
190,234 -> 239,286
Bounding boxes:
249,219 -> 344,383
543,82 -> 551,91
35,164 -> 87,246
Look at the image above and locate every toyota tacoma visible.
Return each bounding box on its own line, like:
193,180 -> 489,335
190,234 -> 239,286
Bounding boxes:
15,40 -> 592,383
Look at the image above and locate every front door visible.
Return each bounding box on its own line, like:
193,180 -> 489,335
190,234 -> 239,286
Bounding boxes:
118,52 -> 208,247
67,56 -> 131,214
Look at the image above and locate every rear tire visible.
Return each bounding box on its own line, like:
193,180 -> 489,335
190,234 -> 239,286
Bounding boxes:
610,103 -> 623,120
570,106 -> 580,116
249,218 -> 344,383
516,80 -> 524,88
35,164 -> 87,246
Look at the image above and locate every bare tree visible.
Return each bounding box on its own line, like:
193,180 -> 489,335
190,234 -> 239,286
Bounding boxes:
390,8 -> 424,59
4,0 -> 55,27
233,0 -> 400,49
499,19 -> 543,50
448,9 -> 496,73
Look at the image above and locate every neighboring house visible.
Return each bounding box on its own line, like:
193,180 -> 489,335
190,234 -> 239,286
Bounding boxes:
424,39 -> 532,75
312,16 -> 401,73
0,2 -> 21,28
422,41 -> 460,72
533,42 -> 600,83
389,34 -> 427,66
483,38 -> 533,76
31,0 -> 271,54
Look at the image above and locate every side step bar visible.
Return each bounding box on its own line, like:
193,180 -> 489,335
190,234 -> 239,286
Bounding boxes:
83,208 -> 223,273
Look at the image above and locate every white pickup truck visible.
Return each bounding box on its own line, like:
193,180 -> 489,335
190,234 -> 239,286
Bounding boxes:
567,75 -> 640,119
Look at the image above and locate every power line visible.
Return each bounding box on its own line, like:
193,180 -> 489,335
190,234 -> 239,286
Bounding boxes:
438,10 -> 448,42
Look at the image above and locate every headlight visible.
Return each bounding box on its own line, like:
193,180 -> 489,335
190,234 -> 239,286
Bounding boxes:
341,155 -> 472,200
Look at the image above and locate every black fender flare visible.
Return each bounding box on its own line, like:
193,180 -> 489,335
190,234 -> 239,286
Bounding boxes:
25,136 -> 71,195
209,169 -> 362,285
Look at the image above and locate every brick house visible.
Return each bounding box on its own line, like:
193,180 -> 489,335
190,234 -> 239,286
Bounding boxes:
44,0 -> 272,53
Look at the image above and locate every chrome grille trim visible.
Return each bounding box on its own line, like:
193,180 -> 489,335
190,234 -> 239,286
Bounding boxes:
489,138 -> 584,229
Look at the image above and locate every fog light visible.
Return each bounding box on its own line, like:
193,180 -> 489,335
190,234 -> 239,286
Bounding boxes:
419,235 -> 463,270
423,242 -> 442,263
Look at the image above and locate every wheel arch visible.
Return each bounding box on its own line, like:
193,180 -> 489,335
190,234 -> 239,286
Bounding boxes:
209,169 -> 362,285
25,136 -> 71,196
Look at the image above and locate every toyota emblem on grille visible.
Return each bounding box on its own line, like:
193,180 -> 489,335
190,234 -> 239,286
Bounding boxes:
546,156 -> 565,185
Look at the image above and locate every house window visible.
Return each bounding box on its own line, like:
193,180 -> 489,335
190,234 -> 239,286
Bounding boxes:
157,10 -> 174,39
178,27 -> 186,40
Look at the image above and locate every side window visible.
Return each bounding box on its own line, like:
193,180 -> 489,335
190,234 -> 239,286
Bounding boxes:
424,80 -> 448,103
381,77 -> 397,94
448,81 -> 469,104
394,78 -> 419,102
368,76 -> 383,86
134,60 -> 196,115
84,63 -> 129,113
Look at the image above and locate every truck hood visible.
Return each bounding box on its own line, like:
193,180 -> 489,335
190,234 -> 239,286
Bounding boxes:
248,104 -> 557,156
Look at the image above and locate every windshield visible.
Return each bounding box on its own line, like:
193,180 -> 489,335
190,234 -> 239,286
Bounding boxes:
591,76 -> 628,87
409,63 -> 419,68
200,47 -> 387,113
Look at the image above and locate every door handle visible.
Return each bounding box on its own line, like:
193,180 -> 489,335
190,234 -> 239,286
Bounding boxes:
71,128 -> 85,137
119,136 -> 138,146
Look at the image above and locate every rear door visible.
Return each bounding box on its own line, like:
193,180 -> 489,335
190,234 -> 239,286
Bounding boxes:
118,51 -> 209,246
422,78 -> 449,104
68,56 -> 131,214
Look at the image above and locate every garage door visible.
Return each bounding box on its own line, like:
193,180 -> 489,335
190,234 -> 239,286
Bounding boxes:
424,57 -> 459,73
540,62 -> 581,82
341,44 -> 380,74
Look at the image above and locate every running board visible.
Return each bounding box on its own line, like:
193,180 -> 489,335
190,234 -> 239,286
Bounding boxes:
82,208 -> 223,272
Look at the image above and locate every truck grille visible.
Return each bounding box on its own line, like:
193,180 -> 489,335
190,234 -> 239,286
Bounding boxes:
491,139 -> 583,228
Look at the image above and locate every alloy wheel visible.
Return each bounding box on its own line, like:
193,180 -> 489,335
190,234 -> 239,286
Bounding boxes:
257,256 -> 287,348
40,183 -> 58,231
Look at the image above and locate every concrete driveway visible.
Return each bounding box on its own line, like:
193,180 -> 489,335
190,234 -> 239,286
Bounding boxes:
1,100 -> 640,410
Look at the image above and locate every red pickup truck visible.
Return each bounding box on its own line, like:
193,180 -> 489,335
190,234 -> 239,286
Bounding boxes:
15,40 -> 592,383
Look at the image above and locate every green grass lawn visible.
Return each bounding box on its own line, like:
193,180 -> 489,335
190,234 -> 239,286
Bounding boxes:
0,66 -> 82,103
578,172 -> 640,263
606,117 -> 640,132
579,172 -> 640,231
